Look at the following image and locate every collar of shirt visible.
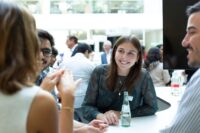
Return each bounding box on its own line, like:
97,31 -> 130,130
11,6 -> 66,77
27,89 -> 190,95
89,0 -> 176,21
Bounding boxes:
71,44 -> 78,52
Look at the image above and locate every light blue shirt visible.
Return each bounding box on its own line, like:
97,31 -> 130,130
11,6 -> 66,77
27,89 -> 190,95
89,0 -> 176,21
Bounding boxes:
160,68 -> 200,133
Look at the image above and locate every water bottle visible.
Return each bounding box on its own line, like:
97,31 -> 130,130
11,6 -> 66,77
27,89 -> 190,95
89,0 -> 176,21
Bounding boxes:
121,91 -> 131,127
171,71 -> 183,96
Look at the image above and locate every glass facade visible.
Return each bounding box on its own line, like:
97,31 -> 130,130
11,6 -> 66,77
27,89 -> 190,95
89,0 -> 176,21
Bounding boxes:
16,0 -> 143,14
16,0 -> 40,13
13,0 -> 162,54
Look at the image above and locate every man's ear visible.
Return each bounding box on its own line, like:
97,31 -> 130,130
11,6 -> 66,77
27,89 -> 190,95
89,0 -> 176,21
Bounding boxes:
84,50 -> 89,58
84,50 -> 89,54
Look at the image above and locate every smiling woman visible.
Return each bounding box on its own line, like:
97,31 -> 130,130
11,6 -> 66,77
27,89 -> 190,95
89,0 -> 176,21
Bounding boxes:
81,35 -> 158,125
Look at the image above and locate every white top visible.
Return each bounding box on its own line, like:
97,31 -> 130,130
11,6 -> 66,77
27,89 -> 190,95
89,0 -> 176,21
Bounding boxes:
71,44 -> 78,53
61,53 -> 95,108
149,63 -> 171,87
0,86 -> 40,133
106,52 -> 111,64
56,44 -> 78,67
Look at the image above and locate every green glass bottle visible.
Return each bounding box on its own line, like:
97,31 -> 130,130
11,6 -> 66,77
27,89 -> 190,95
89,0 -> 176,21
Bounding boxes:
121,91 -> 131,127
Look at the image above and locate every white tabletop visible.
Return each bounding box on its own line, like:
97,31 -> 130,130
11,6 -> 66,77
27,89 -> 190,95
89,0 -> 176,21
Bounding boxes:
106,86 -> 185,133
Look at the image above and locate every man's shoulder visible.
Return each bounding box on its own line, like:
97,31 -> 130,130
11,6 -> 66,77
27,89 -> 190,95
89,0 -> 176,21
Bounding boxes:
188,68 -> 199,80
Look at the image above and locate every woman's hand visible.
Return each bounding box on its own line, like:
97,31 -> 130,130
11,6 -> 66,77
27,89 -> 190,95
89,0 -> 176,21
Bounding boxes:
96,110 -> 120,125
88,119 -> 108,132
40,69 -> 64,92
74,124 -> 107,133
56,69 -> 81,106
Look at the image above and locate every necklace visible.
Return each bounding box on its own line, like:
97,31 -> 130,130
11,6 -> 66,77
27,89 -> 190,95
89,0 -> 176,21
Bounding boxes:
116,76 -> 126,96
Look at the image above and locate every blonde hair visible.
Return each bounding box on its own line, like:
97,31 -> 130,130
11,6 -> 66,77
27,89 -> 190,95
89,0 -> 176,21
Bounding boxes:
0,1 -> 40,94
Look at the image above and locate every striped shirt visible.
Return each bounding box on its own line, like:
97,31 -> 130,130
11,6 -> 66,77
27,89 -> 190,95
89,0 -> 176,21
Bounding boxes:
160,68 -> 200,133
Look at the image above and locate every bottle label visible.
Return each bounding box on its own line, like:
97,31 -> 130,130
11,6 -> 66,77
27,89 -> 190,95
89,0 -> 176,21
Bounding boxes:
171,84 -> 179,88
171,83 -> 181,96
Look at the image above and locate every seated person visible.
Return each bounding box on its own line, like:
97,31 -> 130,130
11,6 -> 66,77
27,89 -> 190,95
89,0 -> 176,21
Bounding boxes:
36,34 -> 108,132
144,47 -> 171,87
82,36 -> 158,125
60,43 -> 95,108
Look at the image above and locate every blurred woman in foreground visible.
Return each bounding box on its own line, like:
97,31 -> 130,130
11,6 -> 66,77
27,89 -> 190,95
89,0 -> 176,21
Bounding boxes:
0,1 -> 79,133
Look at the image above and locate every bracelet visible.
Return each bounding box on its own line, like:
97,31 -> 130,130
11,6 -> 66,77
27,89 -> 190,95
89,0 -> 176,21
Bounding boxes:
61,106 -> 74,112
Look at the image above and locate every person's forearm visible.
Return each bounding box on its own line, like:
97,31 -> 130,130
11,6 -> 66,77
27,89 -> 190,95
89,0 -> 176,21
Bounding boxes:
59,95 -> 74,133
59,108 -> 73,133
73,128 -> 84,133
73,120 -> 86,128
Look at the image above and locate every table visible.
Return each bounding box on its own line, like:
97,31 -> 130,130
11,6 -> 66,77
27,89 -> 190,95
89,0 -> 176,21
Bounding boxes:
106,86 -> 185,133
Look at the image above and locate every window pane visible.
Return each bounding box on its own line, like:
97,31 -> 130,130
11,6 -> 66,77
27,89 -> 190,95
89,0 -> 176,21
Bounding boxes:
50,0 -> 143,14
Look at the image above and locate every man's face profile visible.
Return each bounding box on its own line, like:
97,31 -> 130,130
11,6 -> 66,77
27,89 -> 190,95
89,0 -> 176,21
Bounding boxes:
182,12 -> 200,67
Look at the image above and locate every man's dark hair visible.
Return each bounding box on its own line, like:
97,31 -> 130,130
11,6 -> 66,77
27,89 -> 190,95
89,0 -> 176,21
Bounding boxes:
68,35 -> 78,44
156,44 -> 163,49
52,47 -> 58,57
71,43 -> 92,56
37,29 -> 55,47
186,1 -> 200,16
145,47 -> 161,64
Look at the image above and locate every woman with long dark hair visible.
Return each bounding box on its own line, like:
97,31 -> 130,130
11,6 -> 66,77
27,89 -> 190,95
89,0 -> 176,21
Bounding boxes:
82,36 -> 158,125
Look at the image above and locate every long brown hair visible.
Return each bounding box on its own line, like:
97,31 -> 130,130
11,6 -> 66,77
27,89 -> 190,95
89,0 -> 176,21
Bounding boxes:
0,1 -> 40,94
106,36 -> 143,93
